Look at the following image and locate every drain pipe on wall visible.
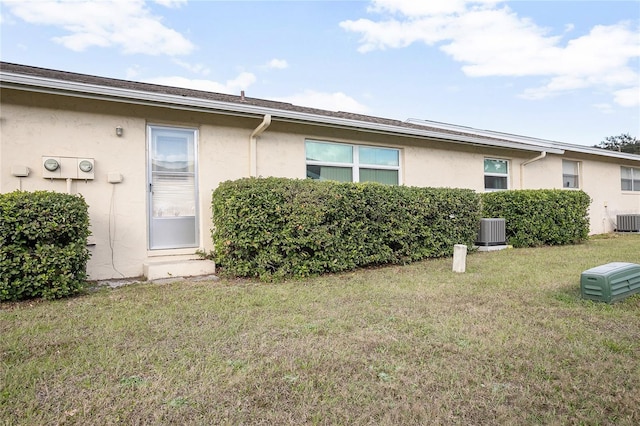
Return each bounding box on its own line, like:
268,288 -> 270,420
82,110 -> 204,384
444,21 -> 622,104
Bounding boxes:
520,151 -> 546,188
249,114 -> 272,177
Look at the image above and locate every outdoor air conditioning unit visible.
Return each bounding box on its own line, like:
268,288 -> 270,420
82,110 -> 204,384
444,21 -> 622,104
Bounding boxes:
616,214 -> 640,232
476,218 -> 506,246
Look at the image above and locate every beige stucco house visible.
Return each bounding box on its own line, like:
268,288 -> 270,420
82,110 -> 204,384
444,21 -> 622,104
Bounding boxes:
1,62 -> 639,280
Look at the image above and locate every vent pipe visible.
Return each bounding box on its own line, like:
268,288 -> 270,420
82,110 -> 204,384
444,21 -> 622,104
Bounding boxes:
520,151 -> 546,188
249,114 -> 271,177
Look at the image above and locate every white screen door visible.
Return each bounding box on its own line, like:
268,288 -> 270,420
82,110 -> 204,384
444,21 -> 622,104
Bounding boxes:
148,125 -> 198,249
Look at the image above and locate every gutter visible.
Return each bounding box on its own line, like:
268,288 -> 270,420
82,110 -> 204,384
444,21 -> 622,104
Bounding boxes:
520,151 -> 547,188
0,72 -> 567,155
249,114 -> 271,177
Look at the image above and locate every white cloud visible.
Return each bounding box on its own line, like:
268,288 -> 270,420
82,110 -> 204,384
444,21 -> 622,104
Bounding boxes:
125,65 -> 142,80
153,0 -> 187,8
264,59 -> 289,70
520,75 -> 588,100
367,0 -> 500,17
613,87 -> 640,107
340,0 -> 640,107
3,0 -> 194,55
172,59 -> 211,75
145,72 -> 257,95
592,103 -> 614,115
275,90 -> 369,113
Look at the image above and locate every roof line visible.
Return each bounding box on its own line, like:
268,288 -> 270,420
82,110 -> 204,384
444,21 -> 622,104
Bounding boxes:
405,118 -> 640,161
0,61 -> 640,161
1,70 -> 568,154
2,62 -> 638,161
406,118 -> 565,150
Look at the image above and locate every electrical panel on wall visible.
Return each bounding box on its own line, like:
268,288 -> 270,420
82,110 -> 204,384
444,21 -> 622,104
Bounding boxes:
77,158 -> 95,179
43,157 -> 61,178
42,156 -> 95,180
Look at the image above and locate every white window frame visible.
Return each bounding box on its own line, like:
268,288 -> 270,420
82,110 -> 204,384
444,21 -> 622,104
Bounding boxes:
562,160 -> 581,189
621,166 -> 640,192
147,124 -> 199,250
484,158 -> 510,192
305,139 -> 401,185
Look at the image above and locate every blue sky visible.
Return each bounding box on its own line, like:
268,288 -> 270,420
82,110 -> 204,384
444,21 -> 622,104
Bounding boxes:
1,0 -> 639,147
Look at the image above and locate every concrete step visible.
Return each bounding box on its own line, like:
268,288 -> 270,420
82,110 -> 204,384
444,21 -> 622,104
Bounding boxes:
143,259 -> 216,281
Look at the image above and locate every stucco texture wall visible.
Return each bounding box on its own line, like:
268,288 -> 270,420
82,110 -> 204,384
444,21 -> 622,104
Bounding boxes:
1,90 -> 262,279
1,88 -> 639,279
579,156 -> 640,234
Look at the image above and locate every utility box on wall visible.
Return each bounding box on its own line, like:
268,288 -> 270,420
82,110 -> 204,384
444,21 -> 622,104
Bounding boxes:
77,158 -> 95,180
42,156 -> 94,180
42,157 -> 62,179
580,262 -> 640,303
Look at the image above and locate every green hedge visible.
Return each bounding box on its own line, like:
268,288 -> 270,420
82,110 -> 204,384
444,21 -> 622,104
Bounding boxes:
212,178 -> 481,280
481,189 -> 591,248
0,191 -> 91,301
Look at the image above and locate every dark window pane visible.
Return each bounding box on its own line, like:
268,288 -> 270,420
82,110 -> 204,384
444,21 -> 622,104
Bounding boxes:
485,175 -> 508,190
306,165 -> 352,182
360,147 -> 399,166
621,179 -> 633,191
360,168 -> 398,185
305,140 -> 352,163
563,174 -> 579,188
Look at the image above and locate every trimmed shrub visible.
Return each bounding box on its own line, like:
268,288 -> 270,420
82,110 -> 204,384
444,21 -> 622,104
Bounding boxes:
481,189 -> 591,248
0,191 -> 91,301
212,177 -> 481,280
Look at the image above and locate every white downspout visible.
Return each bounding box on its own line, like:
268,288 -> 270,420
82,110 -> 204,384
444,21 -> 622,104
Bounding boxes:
520,151 -> 546,188
249,114 -> 272,177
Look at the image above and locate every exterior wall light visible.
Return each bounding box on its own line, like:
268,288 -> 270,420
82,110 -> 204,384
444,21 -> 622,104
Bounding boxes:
115,126 -> 124,137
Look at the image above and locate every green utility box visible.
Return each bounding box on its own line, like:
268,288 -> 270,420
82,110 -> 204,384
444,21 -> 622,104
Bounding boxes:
580,262 -> 640,303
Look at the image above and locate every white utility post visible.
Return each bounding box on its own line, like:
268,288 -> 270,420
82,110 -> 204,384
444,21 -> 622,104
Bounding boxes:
453,244 -> 467,273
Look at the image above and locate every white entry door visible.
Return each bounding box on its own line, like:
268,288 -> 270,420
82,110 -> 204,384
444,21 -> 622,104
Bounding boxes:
148,125 -> 199,249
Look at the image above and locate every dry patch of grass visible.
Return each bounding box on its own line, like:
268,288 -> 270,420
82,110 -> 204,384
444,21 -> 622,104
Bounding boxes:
1,234 -> 639,425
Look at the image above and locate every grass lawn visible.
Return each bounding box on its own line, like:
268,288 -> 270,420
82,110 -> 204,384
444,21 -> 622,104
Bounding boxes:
1,234 -> 639,425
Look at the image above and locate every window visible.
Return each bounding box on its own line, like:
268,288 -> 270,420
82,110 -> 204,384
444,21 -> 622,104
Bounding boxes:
305,140 -> 400,185
621,166 -> 640,191
484,158 -> 509,191
562,160 -> 580,189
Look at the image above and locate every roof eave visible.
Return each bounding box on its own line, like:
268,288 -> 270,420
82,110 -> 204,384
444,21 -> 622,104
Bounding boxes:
0,71 -> 568,154
559,145 -> 640,161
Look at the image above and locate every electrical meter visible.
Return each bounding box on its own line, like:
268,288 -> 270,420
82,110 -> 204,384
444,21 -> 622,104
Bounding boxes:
79,160 -> 93,172
44,158 -> 60,171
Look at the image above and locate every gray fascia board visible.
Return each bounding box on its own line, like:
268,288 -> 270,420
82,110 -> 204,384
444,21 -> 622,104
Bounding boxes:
407,118 -> 640,161
558,145 -> 640,161
0,71 -> 566,154
407,117 -> 562,151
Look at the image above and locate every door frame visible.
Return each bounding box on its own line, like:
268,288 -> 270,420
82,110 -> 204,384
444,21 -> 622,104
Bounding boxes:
147,124 -> 200,250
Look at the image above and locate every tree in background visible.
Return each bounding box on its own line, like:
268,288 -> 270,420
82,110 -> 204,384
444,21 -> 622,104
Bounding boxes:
594,133 -> 640,154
